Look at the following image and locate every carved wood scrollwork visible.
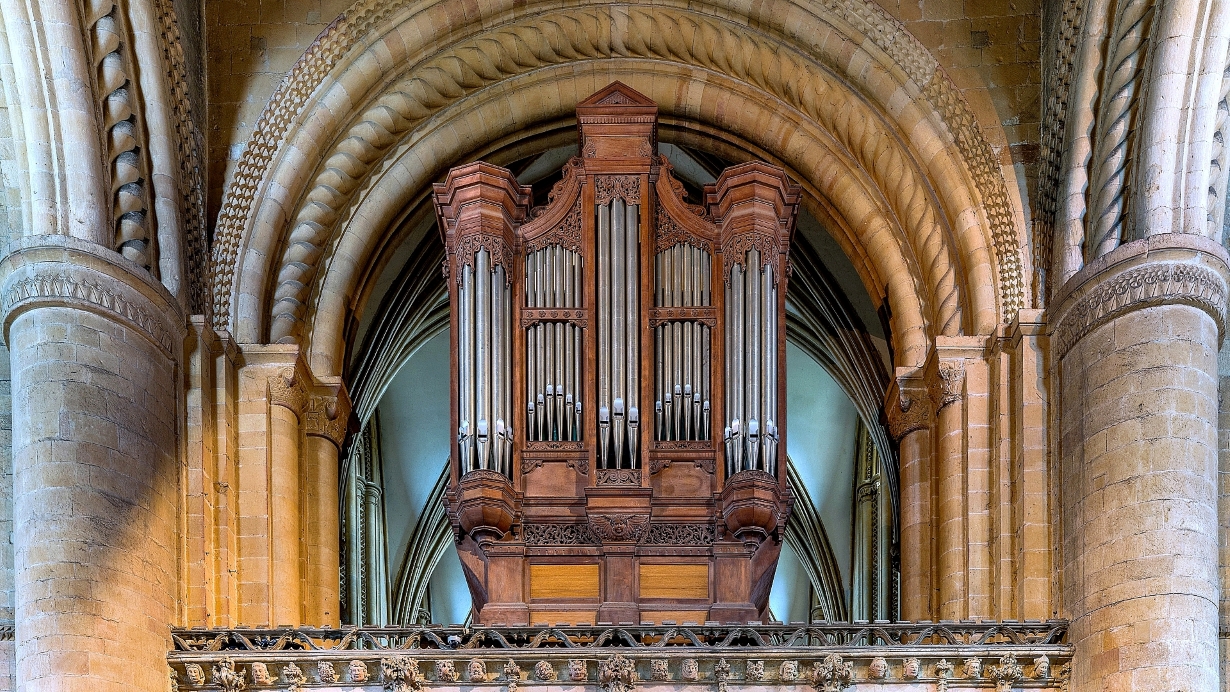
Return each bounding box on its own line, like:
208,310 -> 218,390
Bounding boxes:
595,468 -> 641,486
648,307 -> 717,328
721,233 -> 781,282
594,175 -> 641,206
649,455 -> 715,473
656,205 -> 714,254
453,233 -> 515,285
525,199 -> 583,254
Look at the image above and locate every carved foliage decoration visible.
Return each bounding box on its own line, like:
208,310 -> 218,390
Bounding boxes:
885,387 -> 931,440
643,523 -> 715,545
304,393 -> 349,444
809,654 -> 852,692
928,362 -> 965,412
525,200 -> 583,254
599,654 -> 637,692
594,175 -> 641,206
268,367 -> 308,415
988,654 -> 1023,692
452,232 -> 515,285
722,233 -> 782,282
380,657 -> 425,692
522,523 -> 597,545
587,514 -> 650,542
596,468 -> 640,486
210,658 -> 246,692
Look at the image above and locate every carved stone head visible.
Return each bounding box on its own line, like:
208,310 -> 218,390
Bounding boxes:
184,664 -> 206,686
745,660 -> 765,682
778,660 -> 799,682
249,662 -> 272,685
468,659 -> 487,683
348,660 -> 370,683
317,661 -> 337,684
681,658 -> 700,682
963,657 -> 982,679
868,657 -> 888,679
436,660 -> 458,683
534,661 -> 557,682
902,658 -> 920,680
568,659 -> 588,682
1033,655 -> 1050,679
650,659 -> 670,681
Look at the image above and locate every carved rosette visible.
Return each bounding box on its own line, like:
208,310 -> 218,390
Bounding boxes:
594,175 -> 642,206
268,368 -> 308,416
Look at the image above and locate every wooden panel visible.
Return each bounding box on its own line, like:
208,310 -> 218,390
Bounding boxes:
530,564 -> 600,600
529,610 -> 598,626
640,610 -> 709,625
639,563 -> 709,599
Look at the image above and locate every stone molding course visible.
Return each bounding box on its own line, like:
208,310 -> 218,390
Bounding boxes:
1050,234 -> 1230,358
0,236 -> 185,357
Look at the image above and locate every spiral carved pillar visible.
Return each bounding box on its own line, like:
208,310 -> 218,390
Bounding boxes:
1052,235 -> 1228,692
0,237 -> 183,692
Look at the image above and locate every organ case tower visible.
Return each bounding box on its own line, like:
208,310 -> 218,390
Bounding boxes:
434,83 -> 800,624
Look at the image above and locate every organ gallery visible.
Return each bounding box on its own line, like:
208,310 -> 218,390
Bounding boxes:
434,84 -> 801,624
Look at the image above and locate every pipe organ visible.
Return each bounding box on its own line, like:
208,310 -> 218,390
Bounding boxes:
435,83 -> 800,625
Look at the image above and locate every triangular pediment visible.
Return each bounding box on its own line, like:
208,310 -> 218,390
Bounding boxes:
577,81 -> 656,108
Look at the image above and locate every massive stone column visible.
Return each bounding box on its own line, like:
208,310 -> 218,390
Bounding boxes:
885,373 -> 933,620
0,236 -> 183,692
1052,235 -> 1228,692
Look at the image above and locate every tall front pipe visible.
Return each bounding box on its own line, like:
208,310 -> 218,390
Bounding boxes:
475,249 -> 491,468
611,199 -> 626,467
625,202 -> 639,468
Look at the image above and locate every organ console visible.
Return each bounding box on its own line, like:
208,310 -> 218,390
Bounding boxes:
434,83 -> 800,625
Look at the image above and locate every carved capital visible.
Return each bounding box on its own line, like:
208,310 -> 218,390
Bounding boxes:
928,361 -> 965,412
885,381 -> 931,440
268,367 -> 308,416
304,392 -> 349,445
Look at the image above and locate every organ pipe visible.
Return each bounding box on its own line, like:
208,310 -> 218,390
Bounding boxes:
454,248 -> 514,476
597,199 -> 641,469
525,246 -> 584,443
653,243 -> 713,443
723,250 -> 782,475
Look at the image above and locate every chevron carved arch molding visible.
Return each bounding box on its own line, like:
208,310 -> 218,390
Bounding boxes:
211,0 -> 1026,371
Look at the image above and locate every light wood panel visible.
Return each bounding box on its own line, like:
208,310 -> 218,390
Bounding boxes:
529,563 -> 600,600
639,564 -> 709,599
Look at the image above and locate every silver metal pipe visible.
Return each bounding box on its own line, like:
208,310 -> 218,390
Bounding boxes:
625,202 -> 638,468
762,261 -> 775,470
475,249 -> 491,469
702,324 -> 711,440
725,279 -> 732,455
611,199 -> 626,467
502,276 -> 512,473
655,323 -> 663,440
564,321 -> 573,442
460,263 -> 473,471
491,263 -> 504,470
555,321 -> 563,440
574,325 -> 583,438
537,323 -> 546,441
598,203 -> 611,464
527,316 -> 536,441
732,263 -> 745,472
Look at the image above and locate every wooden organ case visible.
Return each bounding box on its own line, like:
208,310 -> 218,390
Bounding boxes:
435,83 -> 801,625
